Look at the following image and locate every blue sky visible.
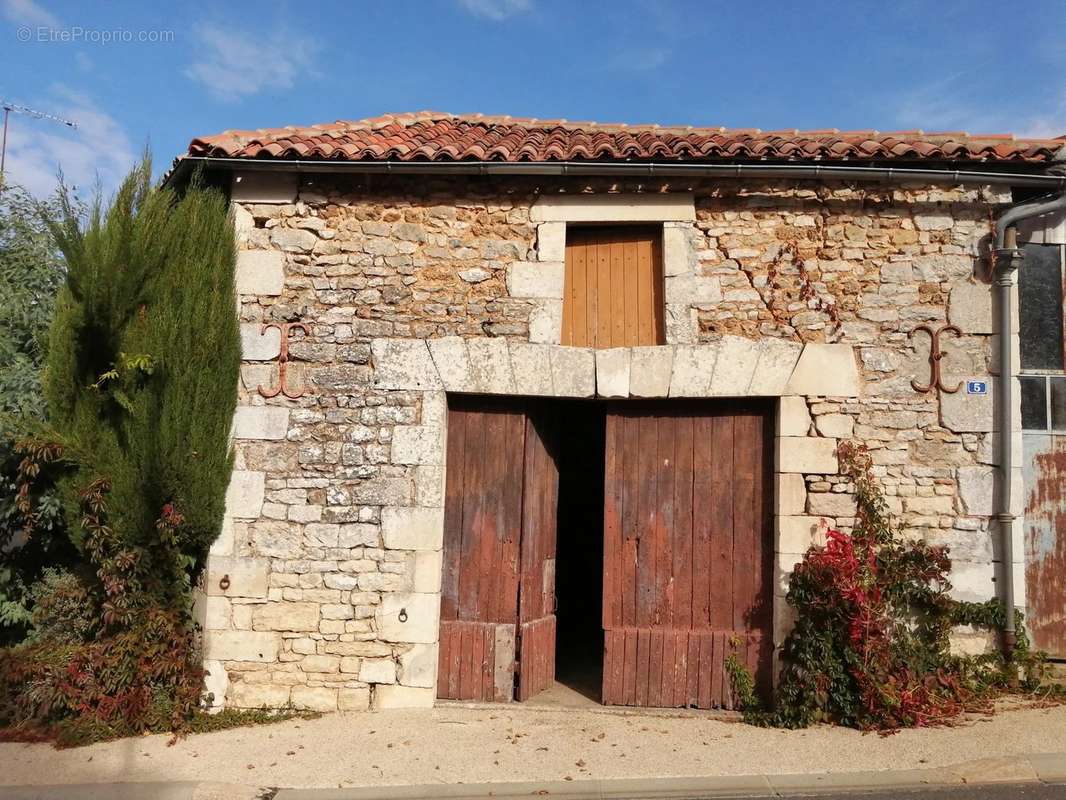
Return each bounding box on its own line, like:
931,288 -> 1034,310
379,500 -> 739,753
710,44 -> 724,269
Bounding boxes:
2,0 -> 1064,196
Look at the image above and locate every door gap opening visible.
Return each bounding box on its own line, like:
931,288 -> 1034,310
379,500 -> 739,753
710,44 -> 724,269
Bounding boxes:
548,399 -> 607,705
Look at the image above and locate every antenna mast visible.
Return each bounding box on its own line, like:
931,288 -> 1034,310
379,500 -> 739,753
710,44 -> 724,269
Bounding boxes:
0,101 -> 79,185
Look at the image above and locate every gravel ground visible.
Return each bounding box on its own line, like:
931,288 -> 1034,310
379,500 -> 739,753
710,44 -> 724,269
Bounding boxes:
1,700 -> 1063,790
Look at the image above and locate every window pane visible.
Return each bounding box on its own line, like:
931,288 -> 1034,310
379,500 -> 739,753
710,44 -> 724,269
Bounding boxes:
1019,244 -> 1065,371
1021,376 -> 1048,430
1052,378 -> 1066,431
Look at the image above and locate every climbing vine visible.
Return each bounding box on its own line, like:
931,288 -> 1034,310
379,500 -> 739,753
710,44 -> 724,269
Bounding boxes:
727,441 -> 1057,732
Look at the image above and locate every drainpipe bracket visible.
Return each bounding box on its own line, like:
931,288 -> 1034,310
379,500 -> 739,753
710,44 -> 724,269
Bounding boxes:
993,247 -> 1024,277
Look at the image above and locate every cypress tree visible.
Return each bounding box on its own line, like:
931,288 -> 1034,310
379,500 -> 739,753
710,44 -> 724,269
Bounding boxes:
43,157 -> 239,606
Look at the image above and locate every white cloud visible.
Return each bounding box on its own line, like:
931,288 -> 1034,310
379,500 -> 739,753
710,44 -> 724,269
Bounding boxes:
1,84 -> 136,199
1,0 -> 58,27
891,76 -> 1066,140
185,24 -> 318,102
457,0 -> 532,21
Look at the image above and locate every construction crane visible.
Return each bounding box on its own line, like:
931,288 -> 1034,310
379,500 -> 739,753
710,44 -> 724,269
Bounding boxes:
0,101 -> 78,184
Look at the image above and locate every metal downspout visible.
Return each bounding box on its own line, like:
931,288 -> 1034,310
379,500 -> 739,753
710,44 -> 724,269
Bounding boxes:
991,191 -> 1066,655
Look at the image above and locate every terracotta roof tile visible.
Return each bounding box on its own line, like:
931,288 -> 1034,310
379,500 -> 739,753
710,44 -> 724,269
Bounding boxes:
186,111 -> 1066,164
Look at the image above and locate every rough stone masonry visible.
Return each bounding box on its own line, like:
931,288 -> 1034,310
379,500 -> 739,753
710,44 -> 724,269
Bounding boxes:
196,173 -> 1013,712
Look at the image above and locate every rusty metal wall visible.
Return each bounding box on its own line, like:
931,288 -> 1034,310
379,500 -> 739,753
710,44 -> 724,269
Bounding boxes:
1023,433 -> 1066,659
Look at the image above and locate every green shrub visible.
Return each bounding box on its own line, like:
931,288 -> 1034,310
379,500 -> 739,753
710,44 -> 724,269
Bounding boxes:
1,159 -> 240,744
27,568 -> 97,645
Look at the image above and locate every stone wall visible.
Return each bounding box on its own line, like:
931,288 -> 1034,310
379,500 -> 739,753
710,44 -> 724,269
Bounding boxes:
198,175 -> 1014,712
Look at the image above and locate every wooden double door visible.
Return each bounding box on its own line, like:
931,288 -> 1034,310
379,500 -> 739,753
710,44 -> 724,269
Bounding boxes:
437,396 -> 773,708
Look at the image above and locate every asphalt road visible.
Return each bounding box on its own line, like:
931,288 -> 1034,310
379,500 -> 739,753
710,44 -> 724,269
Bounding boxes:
755,784 -> 1066,799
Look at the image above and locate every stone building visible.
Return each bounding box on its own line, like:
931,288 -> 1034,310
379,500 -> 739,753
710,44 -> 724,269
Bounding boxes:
167,112 -> 1066,713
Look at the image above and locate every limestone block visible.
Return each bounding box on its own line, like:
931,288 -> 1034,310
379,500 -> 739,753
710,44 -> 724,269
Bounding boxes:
949,560 -> 996,603
421,391 -> 447,428
748,339 -> 803,395
536,222 -> 566,262
377,592 -> 440,644
210,517 -> 234,557
662,225 -> 694,277
270,227 -> 317,253
709,336 -> 759,395
595,348 -> 630,398
509,342 -> 554,395
941,381 -> 994,432
252,602 -> 320,632
665,273 -> 722,304
549,347 -> 595,397
360,658 -> 397,684
391,425 -> 444,466
629,346 -> 674,398
777,436 -> 838,474
227,682 -> 291,708
338,687 -> 371,711
530,193 -> 695,223
381,507 -> 444,551
528,299 -> 562,345
353,477 -> 414,506
373,685 -> 435,709
232,204 -> 255,241
411,549 -> 443,593
807,492 -> 857,518
240,323 -> 281,361
203,660 -> 229,709
467,338 -> 516,393
232,406 -> 289,440
249,520 -> 303,558
414,466 -> 445,508
372,339 -> 442,391
958,466 -> 995,516
778,396 -> 812,437
775,473 -> 807,516
774,601 -> 798,647
785,344 -> 861,398
949,282 -> 994,334
291,685 -> 337,712
948,628 -> 998,657
194,593 -> 231,630
301,655 -> 341,673
235,250 -> 285,296
230,171 -> 298,203
777,516 -> 827,553
815,413 -> 854,438
205,555 -> 269,598
664,304 -> 697,345
669,345 -> 717,397
506,261 -> 565,298
225,470 -> 265,519
399,643 -> 438,689
204,630 -> 279,662
428,337 -> 474,392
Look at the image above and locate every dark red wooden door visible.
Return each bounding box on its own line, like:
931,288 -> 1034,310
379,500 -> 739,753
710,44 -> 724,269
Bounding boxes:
437,397 -> 560,702
601,401 -> 773,709
516,411 -> 560,700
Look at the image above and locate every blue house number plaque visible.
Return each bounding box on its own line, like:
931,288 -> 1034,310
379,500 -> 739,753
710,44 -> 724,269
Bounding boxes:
966,380 -> 988,395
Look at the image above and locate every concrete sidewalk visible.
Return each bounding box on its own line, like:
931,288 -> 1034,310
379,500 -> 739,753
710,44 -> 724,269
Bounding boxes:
1,701 -> 1064,797
1,753 -> 1064,799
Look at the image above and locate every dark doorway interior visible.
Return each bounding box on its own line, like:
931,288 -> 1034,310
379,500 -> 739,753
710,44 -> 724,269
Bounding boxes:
552,400 -> 607,702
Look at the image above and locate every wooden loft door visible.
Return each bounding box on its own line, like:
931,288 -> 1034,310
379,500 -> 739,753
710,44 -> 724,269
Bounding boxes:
561,226 -> 665,348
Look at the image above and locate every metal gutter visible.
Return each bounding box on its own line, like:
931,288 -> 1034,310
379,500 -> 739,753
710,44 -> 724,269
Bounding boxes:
991,190 -> 1066,655
163,156 -> 1066,190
